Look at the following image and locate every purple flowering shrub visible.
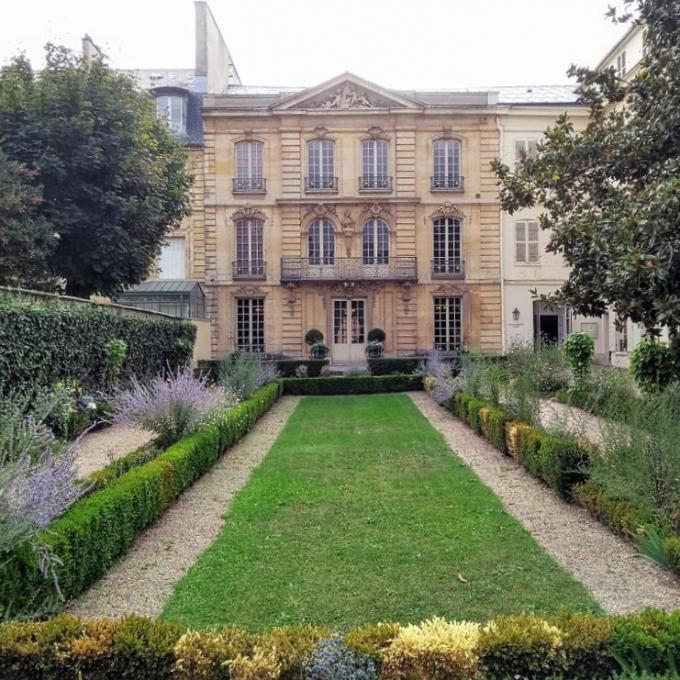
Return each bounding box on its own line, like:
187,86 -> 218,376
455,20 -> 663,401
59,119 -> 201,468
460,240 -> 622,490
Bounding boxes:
421,349 -> 462,405
112,367 -> 235,449
218,353 -> 279,400
303,638 -> 377,680
0,400 -> 85,605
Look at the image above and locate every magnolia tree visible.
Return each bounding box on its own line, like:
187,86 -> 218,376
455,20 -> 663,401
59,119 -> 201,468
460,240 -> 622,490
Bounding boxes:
493,0 -> 680,376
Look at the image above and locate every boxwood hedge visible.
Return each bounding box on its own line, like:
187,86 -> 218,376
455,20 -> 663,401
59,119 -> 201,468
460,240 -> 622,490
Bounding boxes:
0,297 -> 196,394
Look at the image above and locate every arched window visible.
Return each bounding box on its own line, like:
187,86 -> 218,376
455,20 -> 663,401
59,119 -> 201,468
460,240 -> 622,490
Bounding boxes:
235,141 -> 264,192
306,139 -> 336,190
432,139 -> 462,189
361,139 -> 389,190
308,219 -> 335,265
362,219 -> 389,265
433,217 -> 462,275
155,94 -> 186,134
235,218 -> 264,277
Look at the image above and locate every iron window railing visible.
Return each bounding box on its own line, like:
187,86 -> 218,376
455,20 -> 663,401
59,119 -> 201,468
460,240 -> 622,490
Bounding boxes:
232,177 -> 267,193
232,260 -> 266,279
431,258 -> 465,278
431,175 -> 464,191
304,176 -> 338,192
358,175 -> 392,192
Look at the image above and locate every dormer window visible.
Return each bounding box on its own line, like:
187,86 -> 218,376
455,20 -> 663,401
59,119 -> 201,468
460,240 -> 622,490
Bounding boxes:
155,94 -> 186,134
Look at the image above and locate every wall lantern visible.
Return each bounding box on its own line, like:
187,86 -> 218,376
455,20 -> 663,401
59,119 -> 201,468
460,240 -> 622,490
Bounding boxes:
512,307 -> 521,321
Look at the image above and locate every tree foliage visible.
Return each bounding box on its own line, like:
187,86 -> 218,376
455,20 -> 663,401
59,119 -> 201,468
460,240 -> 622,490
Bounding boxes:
493,0 -> 680,349
0,45 -> 192,297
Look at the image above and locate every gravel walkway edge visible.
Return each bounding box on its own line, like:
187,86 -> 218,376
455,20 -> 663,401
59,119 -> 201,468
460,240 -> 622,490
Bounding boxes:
409,392 -> 680,614
67,396 -> 301,619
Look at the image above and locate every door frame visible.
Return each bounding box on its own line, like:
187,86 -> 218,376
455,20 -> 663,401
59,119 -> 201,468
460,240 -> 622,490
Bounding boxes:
331,298 -> 367,363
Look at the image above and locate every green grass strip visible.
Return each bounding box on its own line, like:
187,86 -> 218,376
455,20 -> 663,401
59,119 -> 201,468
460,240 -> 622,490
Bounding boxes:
163,394 -> 599,629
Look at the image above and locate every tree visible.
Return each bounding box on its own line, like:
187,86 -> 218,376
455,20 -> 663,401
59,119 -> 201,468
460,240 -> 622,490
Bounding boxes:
493,0 -> 680,357
0,46 -> 192,297
0,149 -> 57,288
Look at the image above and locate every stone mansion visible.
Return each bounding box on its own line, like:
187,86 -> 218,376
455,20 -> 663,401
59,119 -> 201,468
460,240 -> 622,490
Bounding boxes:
114,2 -> 641,364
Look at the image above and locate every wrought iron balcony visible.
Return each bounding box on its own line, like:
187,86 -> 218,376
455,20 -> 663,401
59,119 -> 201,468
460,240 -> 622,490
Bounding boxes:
232,260 -> 266,279
281,257 -> 417,282
232,177 -> 267,194
304,176 -> 338,192
235,343 -> 266,355
431,175 -> 464,191
358,175 -> 392,192
431,258 -> 465,279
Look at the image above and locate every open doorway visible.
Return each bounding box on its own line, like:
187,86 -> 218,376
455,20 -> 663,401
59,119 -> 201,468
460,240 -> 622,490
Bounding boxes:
533,301 -> 570,345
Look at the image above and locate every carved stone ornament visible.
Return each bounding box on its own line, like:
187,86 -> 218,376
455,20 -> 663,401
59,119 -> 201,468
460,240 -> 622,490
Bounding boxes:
310,82 -> 389,110
285,282 -> 297,305
340,208 -> 355,257
243,128 -> 254,139
326,281 -> 381,296
312,125 -> 329,138
303,203 -> 337,221
430,201 -> 463,221
233,285 -> 267,297
230,204 -> 267,222
367,126 -> 385,139
433,283 -> 465,297
360,202 -> 393,222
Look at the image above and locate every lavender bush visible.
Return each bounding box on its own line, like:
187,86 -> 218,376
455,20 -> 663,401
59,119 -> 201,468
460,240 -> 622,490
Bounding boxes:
303,638 -> 377,680
0,400 -> 85,608
218,353 -> 279,400
421,349 -> 463,405
112,367 -> 234,449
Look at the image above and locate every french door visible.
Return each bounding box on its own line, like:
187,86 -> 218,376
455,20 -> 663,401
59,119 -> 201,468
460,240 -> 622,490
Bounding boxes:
332,299 -> 366,362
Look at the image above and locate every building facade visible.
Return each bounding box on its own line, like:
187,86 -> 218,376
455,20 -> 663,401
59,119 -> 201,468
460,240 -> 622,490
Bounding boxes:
121,2 -> 639,364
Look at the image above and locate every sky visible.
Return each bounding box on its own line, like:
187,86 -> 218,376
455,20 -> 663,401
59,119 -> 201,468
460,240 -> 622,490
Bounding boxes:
0,0 -> 631,89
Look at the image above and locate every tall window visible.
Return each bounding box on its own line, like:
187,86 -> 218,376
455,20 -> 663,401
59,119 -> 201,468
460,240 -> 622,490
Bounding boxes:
235,219 -> 264,277
616,51 -> 627,78
515,220 -> 539,263
362,219 -> 389,264
155,95 -> 185,133
432,139 -> 461,189
158,237 -> 186,279
307,139 -> 336,190
434,297 -> 462,351
514,139 -> 539,164
361,139 -> 389,189
236,298 -> 264,352
235,141 -> 264,192
308,219 -> 335,265
433,218 -> 461,275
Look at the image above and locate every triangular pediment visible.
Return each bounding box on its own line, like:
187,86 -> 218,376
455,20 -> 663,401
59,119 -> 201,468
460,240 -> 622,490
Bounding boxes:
273,72 -> 423,111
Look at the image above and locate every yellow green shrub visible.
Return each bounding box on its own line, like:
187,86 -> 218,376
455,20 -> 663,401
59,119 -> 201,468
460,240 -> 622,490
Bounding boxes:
173,629 -> 253,680
478,615 -> 565,679
228,646 -> 282,680
344,622 -> 401,666
382,617 -> 480,680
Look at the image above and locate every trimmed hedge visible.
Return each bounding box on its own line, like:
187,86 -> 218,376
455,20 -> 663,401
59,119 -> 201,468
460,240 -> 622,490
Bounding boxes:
0,610 -> 679,678
367,357 -> 424,375
446,392 -> 680,576
197,358 -> 330,381
0,382 -> 282,615
0,297 -> 195,394
281,374 -> 423,395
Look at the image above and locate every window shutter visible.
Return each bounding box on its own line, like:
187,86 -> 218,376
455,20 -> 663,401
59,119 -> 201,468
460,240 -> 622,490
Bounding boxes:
515,222 -> 526,262
528,221 -> 539,262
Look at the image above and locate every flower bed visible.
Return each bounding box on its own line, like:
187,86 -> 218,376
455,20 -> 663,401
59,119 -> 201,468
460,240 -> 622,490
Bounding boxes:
0,609 -> 678,679
0,382 -> 282,616
445,391 -> 680,577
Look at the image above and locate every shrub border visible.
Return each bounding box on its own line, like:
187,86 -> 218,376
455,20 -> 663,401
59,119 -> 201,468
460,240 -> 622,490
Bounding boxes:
0,382 -> 282,614
1,609 -> 679,679
444,391 -> 680,578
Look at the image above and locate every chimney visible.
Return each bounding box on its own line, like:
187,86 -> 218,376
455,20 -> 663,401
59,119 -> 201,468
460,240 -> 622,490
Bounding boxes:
81,34 -> 103,63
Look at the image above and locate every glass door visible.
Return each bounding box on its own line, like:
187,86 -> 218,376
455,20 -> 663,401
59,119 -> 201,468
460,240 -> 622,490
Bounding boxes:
332,299 -> 366,362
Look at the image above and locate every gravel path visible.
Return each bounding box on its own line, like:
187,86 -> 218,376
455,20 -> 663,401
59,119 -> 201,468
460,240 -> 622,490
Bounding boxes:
68,396 -> 301,619
539,398 -> 605,446
75,423 -> 155,477
410,392 -> 680,614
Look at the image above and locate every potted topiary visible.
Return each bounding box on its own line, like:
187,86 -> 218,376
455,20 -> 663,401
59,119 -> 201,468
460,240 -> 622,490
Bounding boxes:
366,328 -> 385,359
305,329 -> 328,359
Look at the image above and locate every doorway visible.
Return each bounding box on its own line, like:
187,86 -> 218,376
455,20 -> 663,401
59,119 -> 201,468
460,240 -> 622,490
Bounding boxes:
332,299 -> 366,362
533,301 -> 569,345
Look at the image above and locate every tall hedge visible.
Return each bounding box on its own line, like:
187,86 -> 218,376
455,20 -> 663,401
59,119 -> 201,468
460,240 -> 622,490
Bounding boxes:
0,297 -> 196,394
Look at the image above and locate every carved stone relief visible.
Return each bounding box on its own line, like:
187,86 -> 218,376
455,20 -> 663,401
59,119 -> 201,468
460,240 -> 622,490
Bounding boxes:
309,82 -> 390,110
230,204 -> 267,222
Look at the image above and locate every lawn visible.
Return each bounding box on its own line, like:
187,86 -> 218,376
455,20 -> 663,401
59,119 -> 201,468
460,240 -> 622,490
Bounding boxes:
163,394 -> 598,629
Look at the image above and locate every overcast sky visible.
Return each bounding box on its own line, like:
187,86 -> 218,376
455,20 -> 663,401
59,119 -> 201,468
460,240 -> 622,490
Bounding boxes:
1,0 -> 630,89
